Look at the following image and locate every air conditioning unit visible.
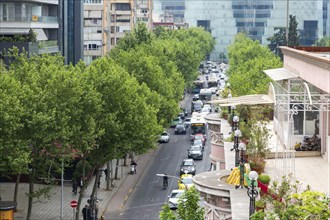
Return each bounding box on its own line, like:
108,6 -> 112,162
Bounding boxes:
32,15 -> 38,22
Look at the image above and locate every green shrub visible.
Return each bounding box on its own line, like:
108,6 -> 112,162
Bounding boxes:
258,174 -> 271,184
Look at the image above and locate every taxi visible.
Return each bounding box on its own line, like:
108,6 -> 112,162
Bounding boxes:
178,174 -> 194,190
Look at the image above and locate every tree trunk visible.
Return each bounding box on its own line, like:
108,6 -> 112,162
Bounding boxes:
110,160 -> 115,188
14,173 -> 21,203
106,161 -> 110,190
115,159 -> 119,179
76,157 -> 86,220
26,168 -> 35,220
123,154 -> 127,166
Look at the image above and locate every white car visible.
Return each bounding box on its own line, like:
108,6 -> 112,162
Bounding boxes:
168,189 -> 185,209
158,131 -> 170,143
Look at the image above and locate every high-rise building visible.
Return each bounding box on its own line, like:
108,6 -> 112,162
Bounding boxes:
59,0 -> 83,64
154,0 -> 329,61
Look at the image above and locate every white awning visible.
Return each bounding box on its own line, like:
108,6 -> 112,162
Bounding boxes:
264,68 -> 298,81
0,28 -> 30,35
208,94 -> 274,106
33,29 -> 48,41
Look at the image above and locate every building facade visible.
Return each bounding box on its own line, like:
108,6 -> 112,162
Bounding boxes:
264,46 -> 330,177
0,0 -> 59,55
183,0 -> 328,61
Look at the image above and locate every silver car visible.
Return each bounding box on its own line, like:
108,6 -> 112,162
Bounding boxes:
158,131 -> 170,143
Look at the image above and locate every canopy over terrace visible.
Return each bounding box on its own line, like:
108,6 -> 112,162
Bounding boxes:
208,93 -> 274,107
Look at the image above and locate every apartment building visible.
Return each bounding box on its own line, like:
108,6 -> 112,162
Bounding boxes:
0,0 -> 59,55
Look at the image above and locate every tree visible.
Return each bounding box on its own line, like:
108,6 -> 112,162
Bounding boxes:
314,36 -> 330,46
227,33 -> 282,96
159,188 -> 204,220
267,15 -> 300,58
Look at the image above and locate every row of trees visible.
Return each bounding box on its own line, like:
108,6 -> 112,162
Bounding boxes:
0,23 -> 215,220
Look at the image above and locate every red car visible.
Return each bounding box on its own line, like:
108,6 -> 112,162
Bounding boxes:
191,133 -> 206,146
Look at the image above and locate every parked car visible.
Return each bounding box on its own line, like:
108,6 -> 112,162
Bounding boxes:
180,159 -> 196,175
178,174 -> 194,190
188,145 -> 203,160
175,123 -> 186,134
184,118 -> 191,128
158,131 -> 170,143
168,190 -> 185,209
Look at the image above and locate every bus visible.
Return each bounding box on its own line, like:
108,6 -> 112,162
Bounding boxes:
191,80 -> 204,94
199,88 -> 213,102
207,74 -> 218,88
190,113 -> 207,135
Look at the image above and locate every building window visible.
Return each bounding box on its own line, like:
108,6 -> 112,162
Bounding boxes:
84,0 -> 102,3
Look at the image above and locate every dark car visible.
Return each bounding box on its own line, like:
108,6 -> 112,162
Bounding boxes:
180,159 -> 196,175
175,123 -> 186,134
178,112 -> 185,120
188,145 -> 203,160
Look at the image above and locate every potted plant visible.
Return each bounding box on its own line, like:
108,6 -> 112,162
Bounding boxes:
255,199 -> 266,212
258,174 -> 271,197
246,119 -> 271,174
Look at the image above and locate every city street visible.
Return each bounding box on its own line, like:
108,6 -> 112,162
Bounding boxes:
104,94 -> 212,219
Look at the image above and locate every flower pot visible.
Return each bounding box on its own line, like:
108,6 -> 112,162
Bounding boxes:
250,161 -> 266,175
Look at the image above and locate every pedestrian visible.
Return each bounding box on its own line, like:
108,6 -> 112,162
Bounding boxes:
104,168 -> 108,181
82,204 -> 89,220
130,160 -> 137,174
72,179 -> 78,195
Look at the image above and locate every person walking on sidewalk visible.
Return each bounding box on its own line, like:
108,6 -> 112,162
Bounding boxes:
72,179 -> 78,195
82,204 -> 89,220
130,160 -> 137,174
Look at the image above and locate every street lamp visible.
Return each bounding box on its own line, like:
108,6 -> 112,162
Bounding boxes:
156,174 -> 188,190
233,129 -> 242,167
247,171 -> 259,218
232,115 -> 239,132
238,142 -> 246,188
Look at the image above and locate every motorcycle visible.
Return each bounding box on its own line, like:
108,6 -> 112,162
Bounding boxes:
130,165 -> 136,175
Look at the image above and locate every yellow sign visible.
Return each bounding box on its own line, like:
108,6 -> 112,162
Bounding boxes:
0,209 -> 14,220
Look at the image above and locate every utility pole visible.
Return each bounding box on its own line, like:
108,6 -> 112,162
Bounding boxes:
286,0 -> 289,46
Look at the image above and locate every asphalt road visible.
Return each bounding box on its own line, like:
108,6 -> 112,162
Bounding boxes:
106,94 -> 212,219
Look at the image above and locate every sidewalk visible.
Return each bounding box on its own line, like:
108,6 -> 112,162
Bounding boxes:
0,148 -> 157,220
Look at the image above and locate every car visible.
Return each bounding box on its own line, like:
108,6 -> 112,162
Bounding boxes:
168,189 -> 185,209
178,112 -> 185,120
175,123 -> 186,134
184,118 -> 191,128
178,174 -> 194,190
181,108 -> 188,116
192,134 -> 206,146
193,94 -> 199,101
171,117 -> 182,128
158,131 -> 170,143
192,139 -> 204,151
180,159 -> 196,175
187,145 -> 203,160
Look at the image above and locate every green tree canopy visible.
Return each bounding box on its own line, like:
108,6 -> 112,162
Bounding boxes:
227,33 -> 282,96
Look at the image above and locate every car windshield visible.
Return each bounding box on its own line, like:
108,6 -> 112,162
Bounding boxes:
193,140 -> 203,145
171,192 -> 184,198
190,146 -> 201,151
183,160 -> 194,166
185,118 -> 191,122
195,135 -> 203,140
161,132 -> 168,136
176,124 -> 184,128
